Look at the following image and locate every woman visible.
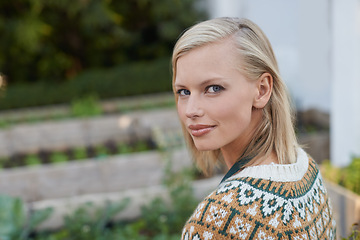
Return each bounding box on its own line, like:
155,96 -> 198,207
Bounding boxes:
172,17 -> 336,239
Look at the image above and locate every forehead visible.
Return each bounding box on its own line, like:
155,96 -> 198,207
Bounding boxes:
175,38 -> 241,84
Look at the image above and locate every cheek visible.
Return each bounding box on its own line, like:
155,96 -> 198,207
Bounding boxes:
176,102 -> 187,123
214,96 -> 253,124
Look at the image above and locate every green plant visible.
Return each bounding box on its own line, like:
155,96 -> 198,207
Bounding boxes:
22,145 -> 195,239
118,143 -> 132,154
0,157 -> 6,168
0,0 -> 206,88
50,152 -> 68,164
71,94 -> 102,118
137,148 -> 198,238
343,157 -> 360,194
342,223 -> 360,240
37,199 -> 130,240
0,120 -> 10,129
133,140 -> 149,152
73,147 -> 87,160
25,154 -> 41,166
321,157 -> 360,195
95,145 -> 109,159
116,220 -> 148,240
0,195 -> 52,240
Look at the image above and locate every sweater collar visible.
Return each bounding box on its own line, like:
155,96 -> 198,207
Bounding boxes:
225,148 -> 309,182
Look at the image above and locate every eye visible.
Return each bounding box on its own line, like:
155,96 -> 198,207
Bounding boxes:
176,89 -> 191,96
206,85 -> 224,93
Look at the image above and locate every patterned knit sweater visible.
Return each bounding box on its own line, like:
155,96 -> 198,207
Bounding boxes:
181,148 -> 336,240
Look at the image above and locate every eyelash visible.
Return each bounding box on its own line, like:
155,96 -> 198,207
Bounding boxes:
206,85 -> 225,93
176,89 -> 190,96
176,85 -> 225,96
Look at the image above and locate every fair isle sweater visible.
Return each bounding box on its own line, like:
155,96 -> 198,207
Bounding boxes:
181,148 -> 336,240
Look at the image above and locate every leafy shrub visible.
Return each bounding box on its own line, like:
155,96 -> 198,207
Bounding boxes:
70,94 -> 102,117
73,147 -> 87,160
118,143 -> 132,154
321,156 -> 360,195
0,58 -> 172,110
0,139 -> 158,169
0,195 -> 52,240
50,152 -> 68,164
25,154 -> 41,166
29,149 -> 197,239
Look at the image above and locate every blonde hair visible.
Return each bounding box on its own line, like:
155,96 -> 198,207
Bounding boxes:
172,17 -> 299,175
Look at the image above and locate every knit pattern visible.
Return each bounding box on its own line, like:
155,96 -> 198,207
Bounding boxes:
181,156 -> 336,240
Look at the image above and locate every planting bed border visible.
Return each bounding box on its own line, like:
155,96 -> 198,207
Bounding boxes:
29,175 -> 360,239
325,181 -> 360,239
31,175 -> 223,230
0,107 -> 180,158
0,148 -> 192,202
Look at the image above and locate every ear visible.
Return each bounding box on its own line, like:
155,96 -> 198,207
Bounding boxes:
253,73 -> 273,109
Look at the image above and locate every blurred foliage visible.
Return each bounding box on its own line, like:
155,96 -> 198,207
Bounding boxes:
38,199 -> 130,240
0,0 -> 207,84
50,151 -> 68,164
342,224 -> 360,240
0,195 -> 52,240
0,57 -> 172,110
70,94 -> 102,117
322,156 -> 360,195
0,139 -> 158,169
0,148 -> 198,239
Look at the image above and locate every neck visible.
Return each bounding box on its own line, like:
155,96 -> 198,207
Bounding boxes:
221,108 -> 262,169
222,143 -> 279,169
221,144 -> 247,169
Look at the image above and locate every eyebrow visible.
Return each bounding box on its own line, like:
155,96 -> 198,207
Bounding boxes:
174,78 -> 226,89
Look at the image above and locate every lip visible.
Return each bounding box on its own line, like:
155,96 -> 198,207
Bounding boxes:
188,124 -> 216,137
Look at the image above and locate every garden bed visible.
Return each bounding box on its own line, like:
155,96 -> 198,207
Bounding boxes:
0,108 -> 180,158
0,138 -> 156,169
325,181 -> 360,239
30,175 -> 222,231
0,147 -> 192,202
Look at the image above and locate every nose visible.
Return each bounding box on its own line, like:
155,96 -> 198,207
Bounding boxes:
185,96 -> 204,119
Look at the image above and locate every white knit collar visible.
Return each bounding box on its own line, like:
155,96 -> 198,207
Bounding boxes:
226,148 -> 309,182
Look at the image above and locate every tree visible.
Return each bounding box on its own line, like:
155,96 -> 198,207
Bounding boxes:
0,0 -> 207,83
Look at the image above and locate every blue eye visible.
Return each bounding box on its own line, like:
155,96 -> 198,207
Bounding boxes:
207,85 -> 224,93
177,89 -> 191,96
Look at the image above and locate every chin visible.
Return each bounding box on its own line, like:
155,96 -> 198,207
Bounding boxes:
194,142 -> 219,151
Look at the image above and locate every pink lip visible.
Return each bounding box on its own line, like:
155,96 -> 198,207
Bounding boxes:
188,124 -> 216,137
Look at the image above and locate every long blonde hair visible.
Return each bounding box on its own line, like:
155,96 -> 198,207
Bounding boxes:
172,17 -> 299,175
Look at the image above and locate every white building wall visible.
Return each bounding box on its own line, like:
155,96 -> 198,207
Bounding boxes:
298,0 -> 331,112
331,0 -> 360,166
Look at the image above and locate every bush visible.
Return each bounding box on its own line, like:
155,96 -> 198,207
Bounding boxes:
0,195 -> 52,240
70,94 -> 102,117
0,58 -> 172,110
321,156 -> 360,195
31,149 -> 197,240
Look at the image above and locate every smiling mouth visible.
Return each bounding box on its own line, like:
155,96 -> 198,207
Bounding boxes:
188,124 -> 216,137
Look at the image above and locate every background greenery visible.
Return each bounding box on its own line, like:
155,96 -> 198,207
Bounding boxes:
0,58 -> 172,110
322,156 -> 360,195
0,156 -> 198,240
0,0 -> 207,110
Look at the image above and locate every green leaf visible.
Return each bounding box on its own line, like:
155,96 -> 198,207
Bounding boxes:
0,195 -> 25,238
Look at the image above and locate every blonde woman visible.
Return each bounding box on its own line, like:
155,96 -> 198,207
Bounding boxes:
172,17 -> 336,239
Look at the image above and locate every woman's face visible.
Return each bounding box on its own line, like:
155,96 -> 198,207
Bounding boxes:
174,38 -> 261,157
